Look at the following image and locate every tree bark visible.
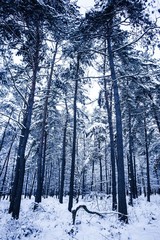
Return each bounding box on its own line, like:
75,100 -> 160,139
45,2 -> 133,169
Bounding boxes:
0,109 -> 13,152
148,93 -> 160,134
68,54 -> 80,212
35,42 -> 58,204
45,162 -> 53,197
29,170 -> 36,199
8,23 -> 40,219
82,134 -> 86,198
59,100 -> 69,203
144,114 -> 151,202
128,107 -> 136,204
141,166 -> 146,197
104,140 -> 109,194
103,39 -> 117,210
107,28 -> 128,222
0,133 -> 16,199
133,156 -> 138,198
98,139 -> 103,192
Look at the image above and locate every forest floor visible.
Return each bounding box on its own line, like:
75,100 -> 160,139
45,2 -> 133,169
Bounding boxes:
0,194 -> 160,240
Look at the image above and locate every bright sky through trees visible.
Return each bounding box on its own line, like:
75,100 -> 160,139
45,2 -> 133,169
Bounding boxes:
77,0 -> 94,15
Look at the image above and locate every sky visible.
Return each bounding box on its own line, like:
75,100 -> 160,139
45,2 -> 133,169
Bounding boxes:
77,0 -> 95,15
77,0 -> 160,21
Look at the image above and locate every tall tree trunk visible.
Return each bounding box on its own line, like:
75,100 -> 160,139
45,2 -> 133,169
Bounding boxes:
103,39 -> 117,210
8,23 -> 40,219
155,170 -> 160,194
0,133 -> 16,199
35,42 -> 58,204
9,160 -> 15,199
42,130 -> 47,196
98,139 -> 103,192
104,140 -> 109,194
24,168 -> 30,198
68,54 -> 80,212
0,134 -> 15,178
148,93 -> 160,134
144,114 -> 151,202
91,158 -> 95,192
29,170 -> 36,199
128,107 -> 136,204
107,29 -> 128,222
91,135 -> 96,192
133,156 -> 138,198
82,133 -> 86,199
82,168 -> 86,199
46,162 -> 53,197
127,153 -> 133,206
141,166 -> 146,197
24,142 -> 35,198
59,100 -> 69,203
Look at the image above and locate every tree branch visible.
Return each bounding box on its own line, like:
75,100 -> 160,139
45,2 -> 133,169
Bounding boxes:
0,112 -> 26,129
71,204 -> 128,225
112,26 -> 160,53
72,205 -> 104,225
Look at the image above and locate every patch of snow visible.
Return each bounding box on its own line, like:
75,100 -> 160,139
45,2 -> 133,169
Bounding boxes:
0,195 -> 160,240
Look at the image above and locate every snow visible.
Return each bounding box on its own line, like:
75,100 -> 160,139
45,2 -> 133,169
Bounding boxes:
1,195 -> 160,240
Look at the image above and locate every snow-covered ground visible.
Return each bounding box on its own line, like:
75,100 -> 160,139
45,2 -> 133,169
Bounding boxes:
0,194 -> 160,240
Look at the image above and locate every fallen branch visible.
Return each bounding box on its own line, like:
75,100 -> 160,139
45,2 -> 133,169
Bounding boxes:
71,204 -> 129,225
72,205 -> 104,225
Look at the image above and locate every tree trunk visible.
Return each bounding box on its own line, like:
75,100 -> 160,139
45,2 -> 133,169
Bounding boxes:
104,140 -> 109,194
0,133 -> 16,178
82,134 -> 86,199
91,158 -> 95,192
24,142 -> 35,198
59,100 -> 69,203
29,170 -> 36,199
9,78 -> 37,218
42,130 -> 47,196
0,109 -> 13,152
0,133 -> 16,199
35,42 -> 58,204
107,30 -> 128,222
46,162 -> 53,197
8,23 -> 40,219
68,54 -> 80,212
141,166 -> 146,197
148,93 -> 160,134
144,114 -> 151,202
103,39 -> 117,210
24,168 -> 30,198
98,139 -> 103,192
133,156 -> 138,198
127,153 -> 133,206
128,107 -> 136,204
82,167 -> 86,199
